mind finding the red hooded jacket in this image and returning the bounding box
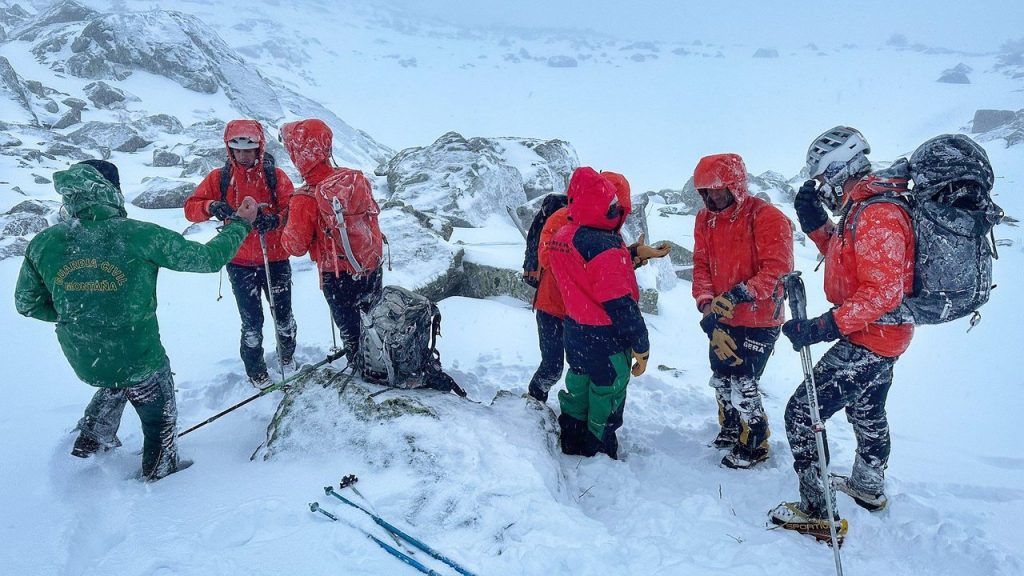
[691,153,793,328]
[808,173,915,358]
[279,119,382,276]
[549,167,648,358]
[184,120,294,266]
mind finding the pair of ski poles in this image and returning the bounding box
[310,477,477,576]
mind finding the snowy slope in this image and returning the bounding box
[2,1,1023,575]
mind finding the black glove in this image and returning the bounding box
[782,311,841,350]
[700,312,718,336]
[709,283,755,319]
[253,212,280,234]
[208,201,233,221]
[794,180,829,234]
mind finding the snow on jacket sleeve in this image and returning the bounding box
[141,220,252,273]
[14,256,57,322]
[691,212,714,310]
[807,220,835,256]
[745,205,794,300]
[281,194,317,257]
[184,169,223,223]
[833,203,912,335]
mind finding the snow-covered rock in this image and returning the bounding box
[130,177,194,209]
[384,131,528,227]
[67,121,152,153]
[82,80,134,109]
[972,109,1017,133]
[377,206,462,302]
[0,199,61,260]
[152,149,182,167]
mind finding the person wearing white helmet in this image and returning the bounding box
[184,120,297,389]
[770,126,916,540]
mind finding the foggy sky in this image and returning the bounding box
[382,0,1024,53]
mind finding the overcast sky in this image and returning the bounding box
[383,0,1024,53]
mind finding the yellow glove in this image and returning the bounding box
[631,233,671,267]
[710,328,744,367]
[631,349,650,377]
[709,294,736,319]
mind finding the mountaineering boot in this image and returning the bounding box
[558,414,588,456]
[721,441,769,469]
[528,381,549,403]
[769,502,848,546]
[71,435,102,458]
[711,426,740,450]
[832,474,888,512]
[249,372,273,390]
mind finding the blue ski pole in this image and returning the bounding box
[309,502,442,576]
[324,486,478,576]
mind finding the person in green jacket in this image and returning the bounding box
[14,160,258,481]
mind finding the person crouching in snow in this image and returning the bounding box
[548,167,652,459]
[691,153,793,469]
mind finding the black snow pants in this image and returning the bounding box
[528,310,564,401]
[784,339,896,515]
[708,324,779,451]
[227,261,297,378]
[76,362,182,480]
[321,266,383,357]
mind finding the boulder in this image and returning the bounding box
[152,149,182,167]
[131,177,195,209]
[2,212,49,236]
[82,81,132,109]
[67,121,152,153]
[131,114,184,138]
[377,207,462,302]
[384,131,527,227]
[50,106,81,129]
[0,237,29,261]
[546,55,578,68]
[937,70,970,84]
[500,137,578,200]
[972,109,1017,133]
[753,48,779,58]
[459,260,534,303]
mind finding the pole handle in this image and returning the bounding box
[782,271,808,321]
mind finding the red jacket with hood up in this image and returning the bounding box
[808,173,915,358]
[691,153,793,328]
[279,119,382,276]
[184,120,294,266]
[549,167,649,362]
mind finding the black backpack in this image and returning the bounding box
[849,134,1003,325]
[521,194,568,288]
[358,286,466,396]
[219,152,279,204]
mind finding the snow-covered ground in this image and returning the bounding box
[2,1,1023,575]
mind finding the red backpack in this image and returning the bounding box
[298,168,383,275]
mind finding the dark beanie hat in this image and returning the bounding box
[77,159,121,191]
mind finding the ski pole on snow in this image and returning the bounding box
[178,348,347,438]
[309,502,443,576]
[259,232,287,382]
[782,272,844,575]
[325,486,478,576]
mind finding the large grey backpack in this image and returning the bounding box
[358,286,465,395]
[850,134,1003,325]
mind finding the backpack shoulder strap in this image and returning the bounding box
[263,152,278,204]
[218,161,232,203]
[848,193,911,244]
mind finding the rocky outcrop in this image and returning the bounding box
[67,121,152,153]
[377,207,462,302]
[82,81,134,109]
[972,109,1017,134]
[130,177,194,209]
[0,199,61,260]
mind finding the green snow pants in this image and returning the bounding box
[558,350,630,458]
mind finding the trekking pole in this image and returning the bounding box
[340,474,414,553]
[259,232,286,382]
[325,486,478,576]
[178,348,346,438]
[309,502,442,576]
[782,271,844,575]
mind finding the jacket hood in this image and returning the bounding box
[567,167,629,231]
[223,120,266,164]
[281,119,333,180]
[693,153,749,209]
[54,164,127,220]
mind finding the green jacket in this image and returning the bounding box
[14,163,252,388]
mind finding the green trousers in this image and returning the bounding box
[558,350,630,443]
